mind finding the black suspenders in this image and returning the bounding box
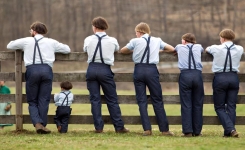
[140,36,151,64]
[33,37,44,64]
[223,44,235,72]
[187,44,196,70]
[92,34,107,63]
[60,92,71,106]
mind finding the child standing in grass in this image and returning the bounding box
[174,33,204,137]
[54,81,74,133]
[0,81,12,130]
[205,29,243,138]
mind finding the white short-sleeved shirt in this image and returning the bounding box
[7,34,71,67]
[206,41,244,72]
[83,32,119,66]
[175,44,203,71]
[126,34,167,64]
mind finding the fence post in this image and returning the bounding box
[15,50,23,130]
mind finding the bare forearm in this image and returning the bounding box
[119,46,133,54]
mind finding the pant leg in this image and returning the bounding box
[60,107,72,133]
[86,63,104,130]
[134,73,150,131]
[37,68,53,127]
[99,65,124,130]
[179,71,193,134]
[54,108,61,127]
[213,73,235,135]
[192,71,204,135]
[146,67,169,132]
[225,73,239,132]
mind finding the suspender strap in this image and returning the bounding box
[92,34,107,63]
[140,36,151,64]
[61,91,71,106]
[33,37,44,64]
[223,43,235,72]
[187,44,196,70]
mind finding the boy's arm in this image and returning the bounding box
[54,94,59,102]
[163,44,175,53]
[119,46,133,54]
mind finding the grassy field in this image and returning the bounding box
[1,87,245,150]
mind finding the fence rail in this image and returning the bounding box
[0,51,245,130]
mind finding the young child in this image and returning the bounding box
[205,29,243,138]
[54,81,74,133]
[120,22,175,136]
[175,33,204,137]
[0,81,12,129]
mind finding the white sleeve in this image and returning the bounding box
[53,40,71,54]
[7,38,27,50]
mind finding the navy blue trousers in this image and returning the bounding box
[213,72,239,136]
[86,63,125,131]
[179,70,204,134]
[134,64,169,132]
[25,64,53,127]
[54,106,72,133]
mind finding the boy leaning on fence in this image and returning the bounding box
[54,81,74,133]
[174,33,204,137]
[120,22,175,136]
[205,29,243,138]
[7,21,71,134]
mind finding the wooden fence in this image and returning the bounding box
[0,50,245,130]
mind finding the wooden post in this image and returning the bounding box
[15,50,23,130]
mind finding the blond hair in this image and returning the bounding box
[135,22,151,34]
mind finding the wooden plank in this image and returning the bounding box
[15,50,23,130]
[0,115,239,125]
[1,73,239,82]
[1,51,245,62]
[0,51,16,61]
[0,72,15,81]
[1,94,245,104]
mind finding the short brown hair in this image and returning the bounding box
[135,22,151,34]
[30,21,48,34]
[219,29,235,41]
[60,81,73,90]
[182,33,196,44]
[92,17,109,30]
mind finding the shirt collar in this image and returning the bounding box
[222,41,233,46]
[34,34,44,39]
[141,34,149,38]
[95,32,106,37]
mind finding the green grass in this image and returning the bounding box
[1,87,245,150]
[1,125,245,150]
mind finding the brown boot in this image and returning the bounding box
[162,131,174,136]
[35,123,51,134]
[57,126,62,132]
[143,130,152,136]
[116,127,130,133]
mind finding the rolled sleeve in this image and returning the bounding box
[160,40,167,50]
[126,39,135,50]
